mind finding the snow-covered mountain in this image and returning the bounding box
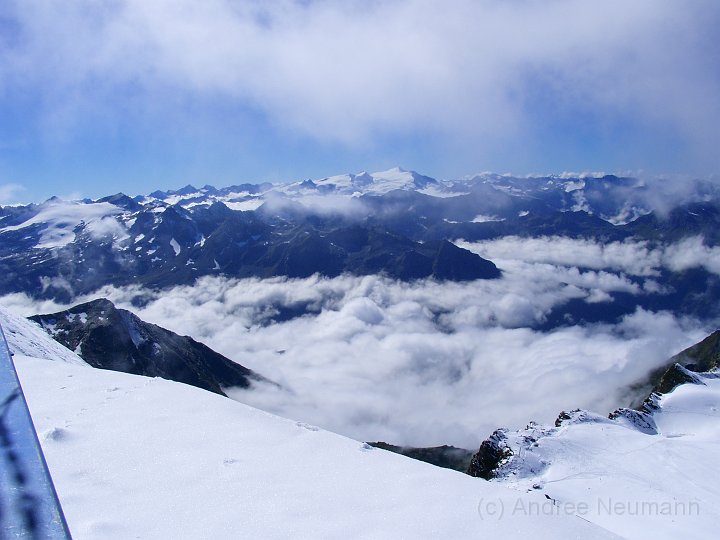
[0,170,511,302]
[1,168,719,326]
[2,303,617,539]
[279,167,441,196]
[139,168,719,226]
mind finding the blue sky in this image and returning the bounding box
[1,0,719,203]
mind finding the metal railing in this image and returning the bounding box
[0,323,72,539]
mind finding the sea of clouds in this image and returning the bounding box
[3,235,717,449]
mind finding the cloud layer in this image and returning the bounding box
[460,235,720,278]
[3,233,715,448]
[83,276,711,448]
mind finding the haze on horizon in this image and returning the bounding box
[0,0,719,203]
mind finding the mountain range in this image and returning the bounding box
[2,167,719,326]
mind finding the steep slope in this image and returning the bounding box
[0,305,85,365]
[30,299,268,396]
[668,329,720,372]
[0,307,617,539]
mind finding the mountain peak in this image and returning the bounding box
[176,184,199,195]
[373,166,409,176]
[96,193,141,211]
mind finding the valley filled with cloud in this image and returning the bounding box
[4,235,714,448]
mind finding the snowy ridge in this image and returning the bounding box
[3,169,718,230]
[16,356,617,539]
[473,367,720,539]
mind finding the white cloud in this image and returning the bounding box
[663,236,720,275]
[3,0,719,169]
[459,236,661,276]
[261,192,370,219]
[2,232,718,448]
[119,277,707,449]
[460,235,720,278]
[3,231,718,448]
[1,267,708,449]
[84,216,130,247]
[0,292,73,316]
[0,183,26,205]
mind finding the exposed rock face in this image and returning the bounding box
[608,408,658,435]
[466,429,514,480]
[30,299,269,396]
[554,409,612,428]
[432,240,500,281]
[653,362,707,395]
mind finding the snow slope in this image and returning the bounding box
[0,305,85,365]
[2,307,616,539]
[15,358,617,539]
[492,374,720,540]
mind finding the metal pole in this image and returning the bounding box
[0,323,72,539]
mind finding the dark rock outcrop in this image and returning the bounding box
[553,409,612,428]
[466,429,513,480]
[30,298,269,396]
[96,193,142,212]
[653,362,707,395]
[608,408,658,435]
[432,240,501,281]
